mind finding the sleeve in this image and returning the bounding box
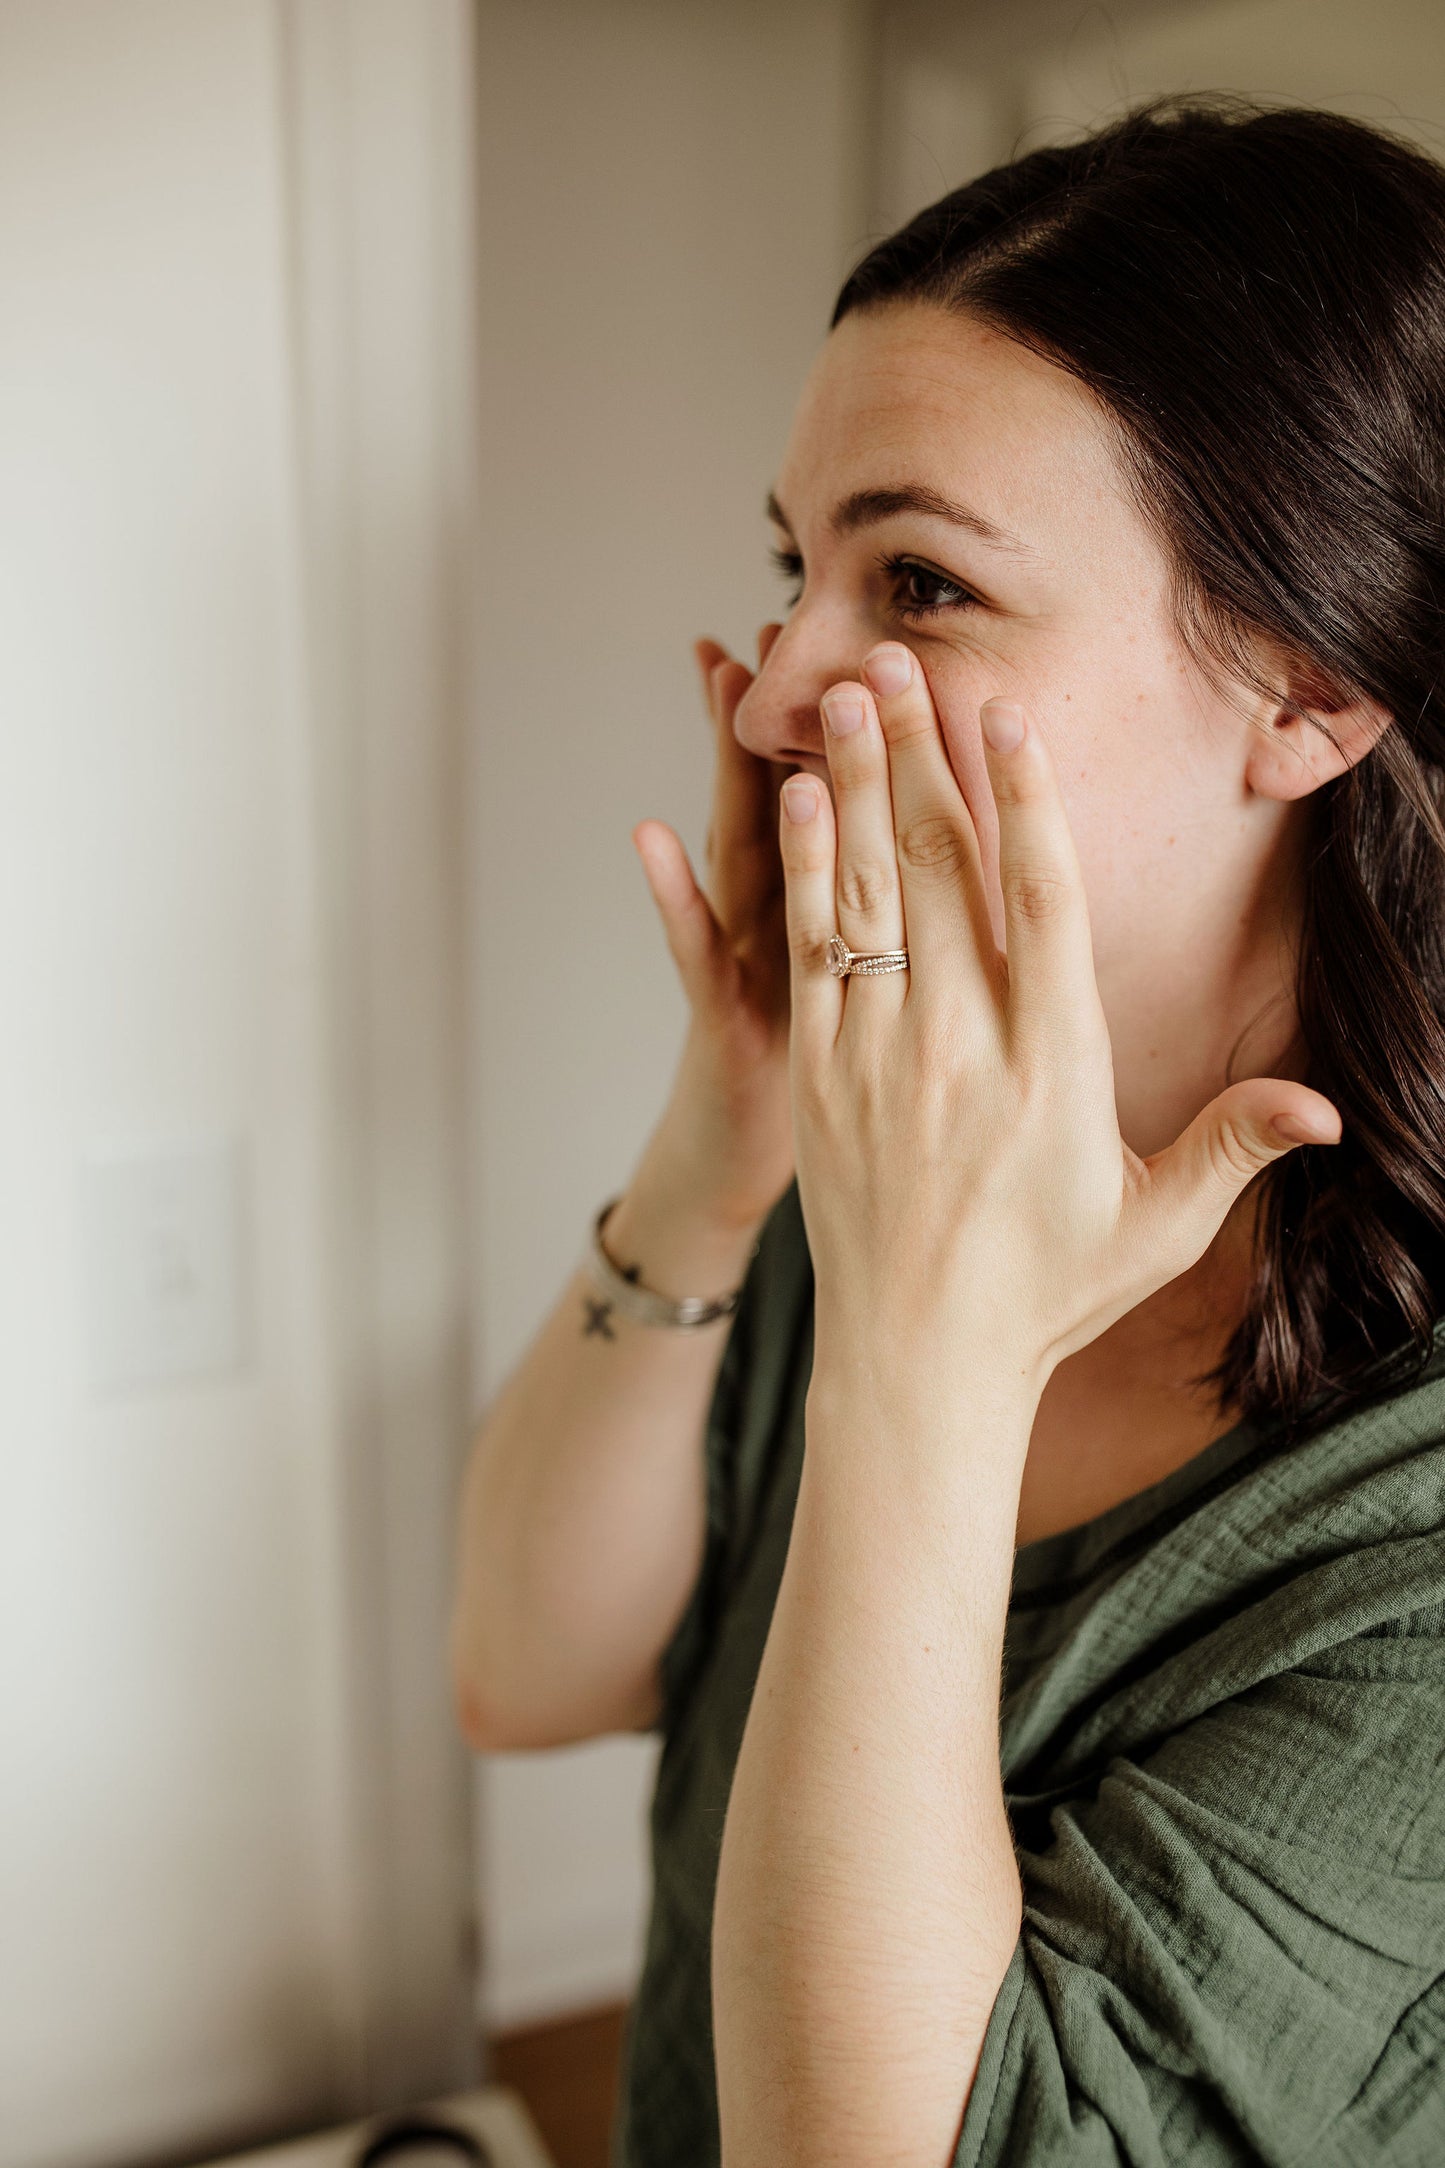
[954,1613,1445,2166]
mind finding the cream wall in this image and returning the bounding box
[879,0,1445,231]
[468,0,871,2030]
[1023,0,1445,149]
[0,2,480,2160]
[0,6,356,2157]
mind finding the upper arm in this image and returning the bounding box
[623,1669,665,1733]
[470,1303,755,1752]
[954,1622,1445,2165]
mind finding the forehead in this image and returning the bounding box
[775,302,1135,558]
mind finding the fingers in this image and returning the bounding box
[693,636,783,934]
[632,819,730,1016]
[694,636,731,694]
[777,773,843,1053]
[857,643,997,986]
[976,699,1099,1053]
[819,681,908,990]
[1136,1075,1342,1280]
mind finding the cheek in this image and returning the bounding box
[1036,681,1224,974]
[928,651,1199,957]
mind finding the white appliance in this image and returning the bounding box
[195,2089,557,2168]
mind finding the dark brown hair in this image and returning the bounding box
[833,96,1445,1444]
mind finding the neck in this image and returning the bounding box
[1089,813,1309,1395]
[1104,801,1310,1161]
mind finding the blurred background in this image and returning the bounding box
[3,2,1443,2166]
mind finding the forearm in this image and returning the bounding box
[711,1353,1034,2166]
[450,1162,762,1748]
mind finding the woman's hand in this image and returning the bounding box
[778,641,1343,1391]
[632,624,796,1231]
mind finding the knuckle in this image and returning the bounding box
[837,858,895,918]
[1002,864,1070,925]
[914,1003,968,1072]
[898,814,969,877]
[915,1004,995,1091]
[1208,1123,1264,1186]
[878,702,935,749]
[789,923,832,974]
[792,1064,831,1122]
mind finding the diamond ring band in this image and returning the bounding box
[825,934,910,978]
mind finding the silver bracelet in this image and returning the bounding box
[582,1195,753,1331]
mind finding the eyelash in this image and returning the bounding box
[768,546,978,621]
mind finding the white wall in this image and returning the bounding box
[0,2,480,2160]
[468,0,871,2031]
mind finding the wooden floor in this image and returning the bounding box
[489,2002,630,2168]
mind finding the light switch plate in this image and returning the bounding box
[81,1136,250,1392]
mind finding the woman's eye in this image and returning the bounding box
[767,545,976,621]
[769,544,804,608]
[884,556,975,620]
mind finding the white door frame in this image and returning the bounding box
[276,0,483,2111]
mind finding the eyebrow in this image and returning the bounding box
[766,484,1039,560]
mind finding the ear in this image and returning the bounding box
[1242,658,1392,803]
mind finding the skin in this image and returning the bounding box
[631,303,1392,2160]
[738,301,1328,1162]
[653,300,1390,1546]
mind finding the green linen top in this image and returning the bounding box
[609,1179,1445,2168]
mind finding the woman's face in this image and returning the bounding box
[734,302,1307,1095]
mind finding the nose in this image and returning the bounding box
[733,613,878,772]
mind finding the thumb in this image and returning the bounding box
[632,819,730,1011]
[1138,1076,1343,1266]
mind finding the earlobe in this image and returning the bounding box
[1243,683,1392,803]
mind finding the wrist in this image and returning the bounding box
[604,1157,767,1308]
[636,1099,788,1236]
[651,1043,795,1232]
[810,1270,1052,1395]
[799,1355,1035,1554]
[806,1332,1042,1460]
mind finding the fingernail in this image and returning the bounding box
[981,700,1026,752]
[782,775,820,822]
[821,686,866,736]
[861,644,912,697]
[1272,1110,1339,1145]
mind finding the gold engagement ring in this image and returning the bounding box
[825,934,910,978]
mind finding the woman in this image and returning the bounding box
[451,99,1445,2164]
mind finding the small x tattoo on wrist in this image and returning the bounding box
[582,1252,645,1342]
[583,1297,616,1340]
